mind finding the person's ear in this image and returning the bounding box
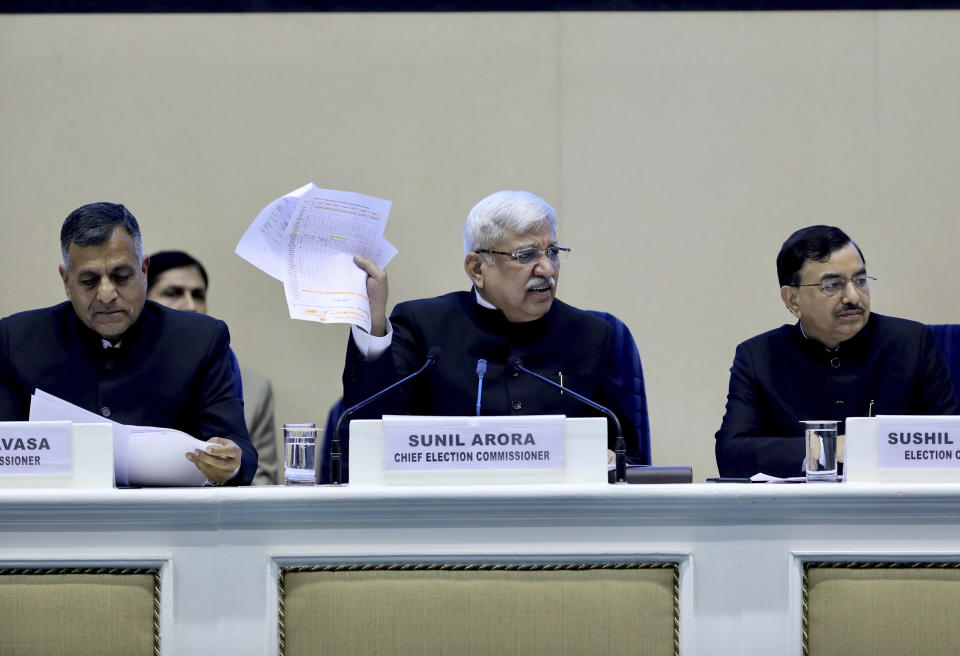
[59,265,70,298]
[781,285,801,318]
[464,253,485,288]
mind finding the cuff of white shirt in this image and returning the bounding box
[351,320,393,360]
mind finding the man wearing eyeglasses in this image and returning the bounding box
[343,190,644,464]
[715,225,959,479]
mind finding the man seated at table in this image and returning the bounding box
[147,250,278,485]
[344,189,645,463]
[715,225,958,479]
[0,202,257,485]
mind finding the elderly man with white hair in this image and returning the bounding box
[343,190,645,464]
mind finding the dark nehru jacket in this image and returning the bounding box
[715,313,959,478]
[0,301,257,485]
[343,291,644,463]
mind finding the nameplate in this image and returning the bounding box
[877,416,960,469]
[382,415,566,472]
[0,421,72,474]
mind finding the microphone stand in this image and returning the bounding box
[321,352,439,485]
[510,357,628,484]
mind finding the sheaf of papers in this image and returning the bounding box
[750,473,819,483]
[29,389,210,487]
[235,183,397,332]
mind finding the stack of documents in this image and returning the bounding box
[29,389,210,486]
[235,183,397,332]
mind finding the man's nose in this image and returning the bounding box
[96,278,118,303]
[182,294,197,312]
[840,279,861,304]
[532,252,556,277]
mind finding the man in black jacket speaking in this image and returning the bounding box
[0,202,256,485]
[715,225,958,479]
[343,190,644,464]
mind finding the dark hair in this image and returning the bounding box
[776,225,865,287]
[60,202,142,268]
[146,251,209,292]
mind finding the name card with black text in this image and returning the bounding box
[846,415,960,483]
[877,416,960,469]
[0,421,114,489]
[383,415,565,472]
[349,416,608,486]
[0,421,71,474]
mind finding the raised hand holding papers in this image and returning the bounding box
[235,184,396,332]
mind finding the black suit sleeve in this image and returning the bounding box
[715,342,805,479]
[196,323,258,485]
[0,318,28,420]
[342,330,403,416]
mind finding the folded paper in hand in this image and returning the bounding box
[29,389,209,486]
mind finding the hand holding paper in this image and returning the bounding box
[29,389,210,487]
[187,436,242,484]
[353,255,389,337]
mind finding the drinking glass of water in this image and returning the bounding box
[802,420,839,483]
[284,423,318,485]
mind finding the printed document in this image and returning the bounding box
[29,389,210,487]
[235,183,397,332]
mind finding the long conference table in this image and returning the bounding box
[2,482,960,655]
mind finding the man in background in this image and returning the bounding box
[715,224,958,478]
[0,202,257,485]
[147,250,279,485]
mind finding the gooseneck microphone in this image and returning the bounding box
[507,355,628,484]
[475,359,487,416]
[322,347,442,485]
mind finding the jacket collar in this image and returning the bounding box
[791,313,877,363]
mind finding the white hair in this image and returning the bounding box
[462,190,558,259]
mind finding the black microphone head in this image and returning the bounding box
[426,347,442,364]
[507,354,523,371]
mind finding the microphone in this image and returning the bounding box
[507,354,628,484]
[322,347,441,485]
[475,358,487,416]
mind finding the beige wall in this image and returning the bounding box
[2,11,959,481]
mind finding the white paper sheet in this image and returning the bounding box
[29,389,210,487]
[236,183,396,332]
[234,182,314,281]
[123,427,209,486]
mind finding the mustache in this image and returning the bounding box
[526,277,556,291]
[834,303,865,318]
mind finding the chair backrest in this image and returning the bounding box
[317,310,652,483]
[586,310,652,466]
[928,324,960,407]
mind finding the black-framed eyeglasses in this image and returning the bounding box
[475,245,571,266]
[795,275,876,297]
